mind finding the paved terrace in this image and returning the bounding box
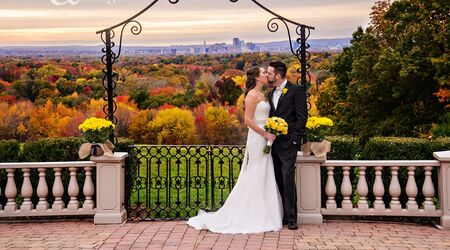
[0,221,449,250]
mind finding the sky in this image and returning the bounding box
[0,0,377,46]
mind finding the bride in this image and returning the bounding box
[187,66,283,234]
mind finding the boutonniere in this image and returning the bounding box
[282,87,288,96]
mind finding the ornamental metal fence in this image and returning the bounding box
[125,145,245,220]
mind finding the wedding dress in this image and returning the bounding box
[187,101,283,234]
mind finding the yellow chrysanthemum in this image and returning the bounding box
[306,116,333,129]
[78,117,115,132]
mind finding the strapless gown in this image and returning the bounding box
[187,101,283,234]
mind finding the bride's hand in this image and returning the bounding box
[264,132,276,141]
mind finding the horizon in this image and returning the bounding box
[0,0,375,46]
[0,37,352,48]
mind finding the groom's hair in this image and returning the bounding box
[269,61,287,79]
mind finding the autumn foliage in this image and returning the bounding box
[0,52,337,144]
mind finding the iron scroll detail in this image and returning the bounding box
[97,0,180,142]
[97,0,315,141]
[230,0,314,90]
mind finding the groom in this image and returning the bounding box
[267,61,307,230]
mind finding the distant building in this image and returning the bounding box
[246,42,256,51]
[233,38,240,47]
[170,49,177,55]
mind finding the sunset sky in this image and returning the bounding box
[0,0,376,46]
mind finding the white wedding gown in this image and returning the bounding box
[187,101,283,234]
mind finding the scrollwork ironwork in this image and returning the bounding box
[97,0,181,141]
[125,145,245,220]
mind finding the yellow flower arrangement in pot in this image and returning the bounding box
[78,117,115,158]
[301,116,334,157]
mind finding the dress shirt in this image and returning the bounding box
[272,80,287,110]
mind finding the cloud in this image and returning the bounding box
[0,0,375,45]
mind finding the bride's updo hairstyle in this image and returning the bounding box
[245,66,261,98]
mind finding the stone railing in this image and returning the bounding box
[0,152,127,224]
[297,151,450,228]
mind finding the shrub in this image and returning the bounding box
[0,140,20,162]
[21,137,84,162]
[362,137,450,160]
[115,137,135,152]
[326,136,361,160]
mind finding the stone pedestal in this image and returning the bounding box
[434,151,450,228]
[297,153,326,224]
[92,152,128,224]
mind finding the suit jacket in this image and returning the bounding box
[268,81,307,149]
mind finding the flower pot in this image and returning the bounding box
[90,144,105,157]
[301,140,331,157]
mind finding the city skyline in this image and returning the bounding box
[0,0,376,46]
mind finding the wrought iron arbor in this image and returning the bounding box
[96,0,315,137]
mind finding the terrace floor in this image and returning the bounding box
[0,220,449,250]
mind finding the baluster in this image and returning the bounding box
[422,166,435,211]
[82,166,94,210]
[406,166,418,211]
[341,166,353,210]
[373,166,385,210]
[20,168,33,211]
[357,166,368,210]
[389,166,401,211]
[325,166,336,210]
[36,168,49,210]
[67,167,80,210]
[52,168,64,210]
[5,169,17,212]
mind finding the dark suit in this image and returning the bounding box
[268,81,307,224]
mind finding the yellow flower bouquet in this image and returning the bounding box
[78,117,115,158]
[263,117,288,154]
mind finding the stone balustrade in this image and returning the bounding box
[0,161,96,217]
[3,149,450,228]
[297,151,450,228]
[0,152,127,224]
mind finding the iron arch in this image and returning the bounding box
[96,0,315,142]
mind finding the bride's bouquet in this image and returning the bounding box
[263,117,288,154]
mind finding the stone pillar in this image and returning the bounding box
[296,153,326,224]
[434,151,450,228]
[92,152,128,224]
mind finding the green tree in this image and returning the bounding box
[215,77,242,105]
[12,69,50,102]
[130,89,149,109]
[320,0,448,139]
